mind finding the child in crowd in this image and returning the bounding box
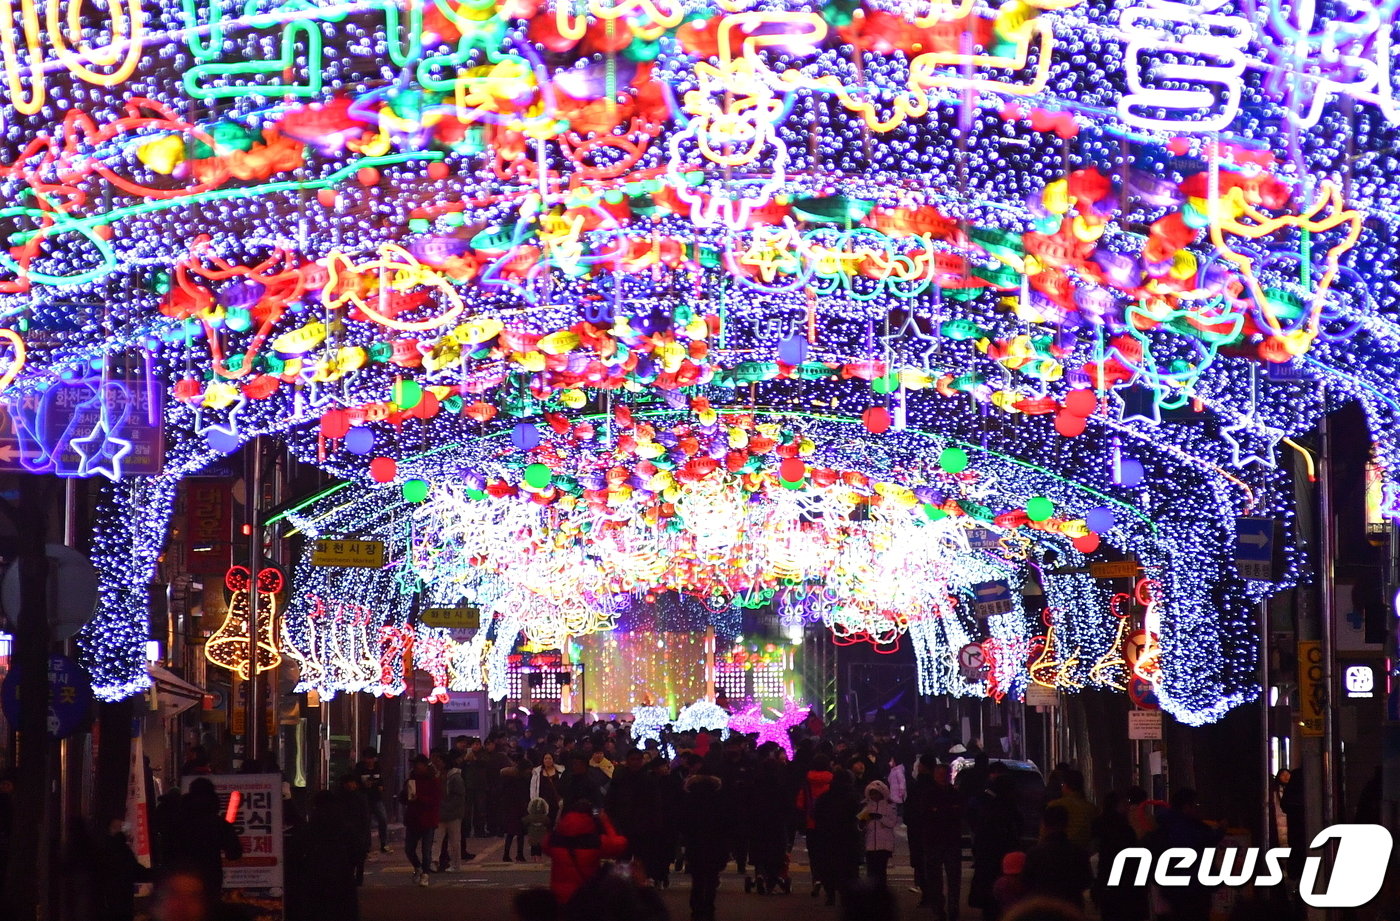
[991,851,1029,920]
[524,797,552,862]
[858,780,899,888]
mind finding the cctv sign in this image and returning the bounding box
[1344,665,1375,699]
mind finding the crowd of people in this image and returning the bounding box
[329,714,1269,921]
[42,710,1327,921]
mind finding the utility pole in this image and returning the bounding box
[3,478,54,921]
[246,436,264,765]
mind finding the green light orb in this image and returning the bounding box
[523,463,553,489]
[939,447,969,473]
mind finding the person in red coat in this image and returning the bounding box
[542,800,627,906]
[403,755,442,886]
[795,755,835,834]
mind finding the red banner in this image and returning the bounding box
[185,480,232,574]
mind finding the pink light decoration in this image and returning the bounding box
[726,698,809,758]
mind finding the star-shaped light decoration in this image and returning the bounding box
[194,390,249,454]
[1114,384,1163,426]
[880,307,944,374]
[1221,419,1281,468]
[726,698,810,758]
[71,414,134,481]
[734,221,804,284]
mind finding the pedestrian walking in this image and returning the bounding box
[1091,791,1147,921]
[1043,770,1094,853]
[1153,789,1222,921]
[680,764,728,921]
[161,778,242,898]
[436,752,467,871]
[501,754,532,862]
[542,800,627,907]
[354,748,390,853]
[287,790,360,921]
[919,759,966,921]
[810,768,861,906]
[796,754,834,843]
[886,753,907,817]
[746,753,791,895]
[970,773,1022,918]
[402,755,442,886]
[990,851,1029,920]
[607,748,663,867]
[858,779,898,888]
[1022,805,1093,910]
[336,774,372,885]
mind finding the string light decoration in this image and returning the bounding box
[675,700,731,738]
[630,705,673,750]
[204,566,286,680]
[726,699,810,758]
[14,0,1400,724]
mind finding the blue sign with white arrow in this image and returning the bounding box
[1235,518,1276,581]
[971,580,1013,617]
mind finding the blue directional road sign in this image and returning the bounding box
[1235,518,1276,581]
[972,580,1013,618]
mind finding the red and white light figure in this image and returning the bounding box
[413,627,452,703]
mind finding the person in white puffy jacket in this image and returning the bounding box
[886,755,908,815]
[858,779,900,888]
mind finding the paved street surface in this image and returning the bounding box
[359,831,946,921]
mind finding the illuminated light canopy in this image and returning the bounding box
[0,0,1375,725]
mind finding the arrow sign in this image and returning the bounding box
[1235,518,1276,581]
[971,580,1013,618]
[958,643,987,674]
[0,443,39,463]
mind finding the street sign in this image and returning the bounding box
[0,375,164,476]
[0,654,93,738]
[1128,709,1163,740]
[966,527,1001,551]
[1343,664,1376,699]
[1123,630,1158,671]
[0,544,99,641]
[1090,558,1141,579]
[421,605,481,629]
[971,580,1013,618]
[311,539,385,568]
[1235,518,1276,581]
[1025,684,1058,708]
[958,643,987,672]
[1297,640,1324,736]
[1127,675,1160,710]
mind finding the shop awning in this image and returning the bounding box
[147,665,206,719]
